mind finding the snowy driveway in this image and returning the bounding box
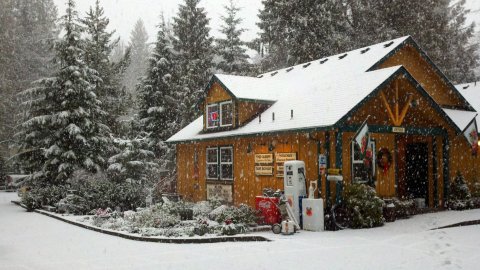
[1,191,480,270]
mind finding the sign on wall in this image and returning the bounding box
[255,153,274,164]
[255,165,274,176]
[276,152,297,178]
[207,184,233,203]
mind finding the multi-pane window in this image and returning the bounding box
[206,100,233,129]
[220,147,233,180]
[220,101,233,127]
[351,141,375,184]
[206,146,233,180]
[207,104,219,129]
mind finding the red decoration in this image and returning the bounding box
[306,207,313,217]
[377,148,392,174]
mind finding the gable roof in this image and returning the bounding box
[167,36,469,143]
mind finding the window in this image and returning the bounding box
[206,146,233,180]
[207,104,219,129]
[220,101,233,127]
[220,147,233,180]
[206,148,218,179]
[351,140,375,184]
[206,100,233,129]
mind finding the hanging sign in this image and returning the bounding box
[207,184,233,203]
[354,121,369,156]
[255,165,274,176]
[463,116,478,155]
[319,154,327,175]
[255,153,274,164]
[392,127,405,133]
[275,152,297,177]
[275,153,297,163]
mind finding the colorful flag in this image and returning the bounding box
[354,120,369,156]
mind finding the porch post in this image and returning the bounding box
[442,135,449,207]
[335,131,343,204]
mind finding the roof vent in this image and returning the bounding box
[257,74,264,78]
[270,71,278,76]
[463,85,470,89]
[272,112,275,121]
[338,53,347,59]
[302,63,311,68]
[319,58,329,64]
[383,41,394,48]
[259,114,261,123]
[360,48,370,54]
[286,67,294,72]
[291,109,293,119]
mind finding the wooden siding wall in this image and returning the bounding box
[176,133,322,207]
[378,45,465,108]
[237,101,269,126]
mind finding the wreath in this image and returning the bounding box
[377,148,392,174]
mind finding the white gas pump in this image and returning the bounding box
[284,160,307,227]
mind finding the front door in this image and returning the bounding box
[405,143,428,201]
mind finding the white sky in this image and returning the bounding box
[53,0,263,44]
[53,0,480,45]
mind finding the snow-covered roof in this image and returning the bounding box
[443,108,477,131]
[168,36,455,143]
[456,82,480,129]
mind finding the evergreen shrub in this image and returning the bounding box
[448,171,473,210]
[343,183,385,229]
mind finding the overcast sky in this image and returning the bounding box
[53,0,480,45]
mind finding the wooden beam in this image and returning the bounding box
[380,90,398,125]
[398,95,414,125]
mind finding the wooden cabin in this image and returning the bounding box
[167,36,480,209]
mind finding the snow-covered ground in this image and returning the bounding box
[1,191,480,270]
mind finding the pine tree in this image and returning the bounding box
[172,0,214,128]
[123,19,150,103]
[17,0,109,185]
[82,0,128,136]
[138,17,178,171]
[0,153,8,183]
[0,0,57,158]
[216,0,250,75]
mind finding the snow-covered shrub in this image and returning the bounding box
[21,185,67,210]
[343,183,385,229]
[391,198,416,219]
[448,171,473,210]
[211,204,258,225]
[193,201,212,218]
[132,204,180,228]
[21,190,41,211]
[56,194,89,215]
[163,200,194,220]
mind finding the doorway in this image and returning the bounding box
[405,143,428,201]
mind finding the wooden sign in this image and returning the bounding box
[207,184,233,203]
[255,153,274,164]
[275,153,297,163]
[255,165,274,176]
[392,126,406,133]
[327,168,342,175]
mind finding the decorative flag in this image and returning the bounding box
[354,120,369,156]
[463,116,478,155]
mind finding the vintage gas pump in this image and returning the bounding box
[283,160,307,227]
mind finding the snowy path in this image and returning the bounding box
[1,191,480,270]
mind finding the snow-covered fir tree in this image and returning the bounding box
[123,19,150,103]
[17,0,109,185]
[107,136,159,186]
[0,0,57,157]
[137,17,178,171]
[172,0,214,128]
[215,0,250,75]
[82,0,129,137]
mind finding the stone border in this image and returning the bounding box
[431,220,480,230]
[11,201,271,244]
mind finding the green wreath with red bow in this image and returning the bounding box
[377,148,392,174]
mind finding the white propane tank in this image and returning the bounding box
[284,160,307,227]
[281,220,296,235]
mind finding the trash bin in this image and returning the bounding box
[255,196,281,225]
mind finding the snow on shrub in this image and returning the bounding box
[343,183,385,229]
[448,171,473,210]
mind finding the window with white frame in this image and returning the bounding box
[351,140,376,184]
[206,148,219,179]
[220,101,233,127]
[220,146,233,180]
[206,146,233,180]
[207,104,219,129]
